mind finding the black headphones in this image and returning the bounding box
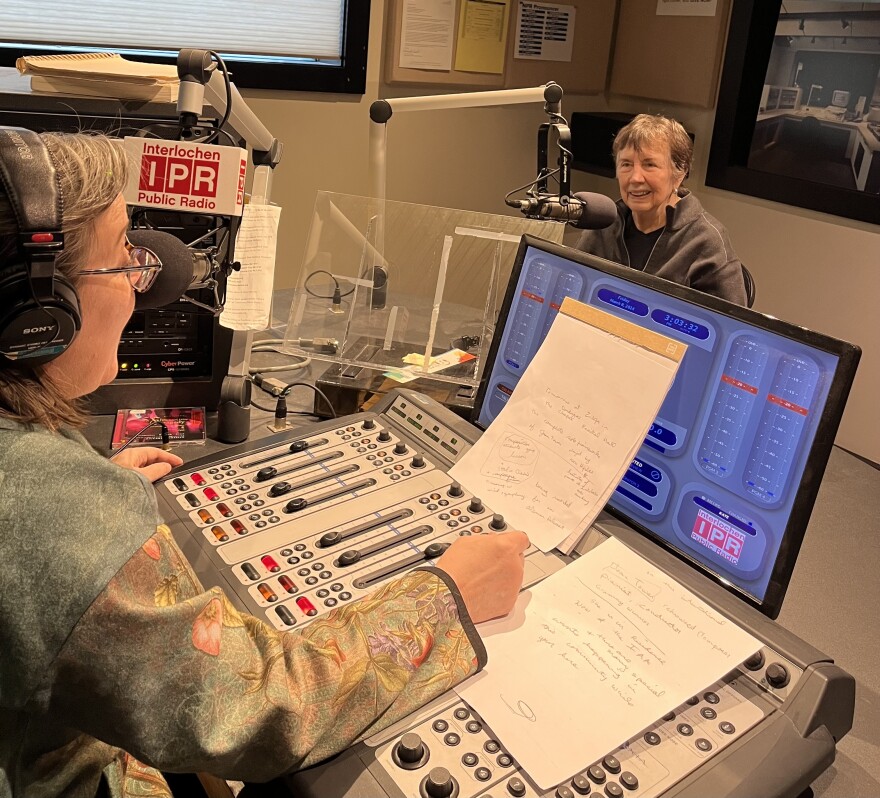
[0,126,81,365]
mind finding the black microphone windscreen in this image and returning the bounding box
[571,192,618,230]
[128,229,196,309]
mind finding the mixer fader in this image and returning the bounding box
[157,390,559,633]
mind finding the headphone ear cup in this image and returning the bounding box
[0,262,81,365]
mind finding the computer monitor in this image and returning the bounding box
[831,90,850,108]
[473,236,860,618]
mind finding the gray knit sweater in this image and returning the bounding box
[576,190,749,306]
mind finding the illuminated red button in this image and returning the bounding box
[278,575,298,594]
[210,525,228,542]
[217,502,233,518]
[197,509,214,524]
[231,519,247,535]
[295,597,318,616]
[191,472,206,486]
[261,555,281,573]
[257,583,278,602]
[203,487,219,501]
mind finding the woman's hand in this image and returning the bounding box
[111,447,184,482]
[436,530,530,624]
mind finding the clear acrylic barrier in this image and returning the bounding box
[284,192,565,388]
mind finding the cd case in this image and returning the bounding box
[111,407,207,449]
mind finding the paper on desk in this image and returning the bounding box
[220,203,282,331]
[456,536,762,789]
[449,299,686,552]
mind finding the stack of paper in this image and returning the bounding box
[17,53,179,102]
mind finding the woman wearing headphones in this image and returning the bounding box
[0,129,528,798]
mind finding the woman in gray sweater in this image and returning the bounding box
[577,114,748,306]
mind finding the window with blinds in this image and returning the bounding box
[0,0,369,93]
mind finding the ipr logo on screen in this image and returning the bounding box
[691,508,745,565]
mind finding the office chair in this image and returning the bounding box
[742,264,756,308]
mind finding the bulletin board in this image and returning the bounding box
[384,0,616,94]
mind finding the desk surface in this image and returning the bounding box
[88,407,880,798]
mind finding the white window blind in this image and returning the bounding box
[0,0,344,61]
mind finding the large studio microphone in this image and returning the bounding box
[508,191,618,229]
[128,229,217,310]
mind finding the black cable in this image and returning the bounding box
[504,166,561,206]
[303,269,355,299]
[280,381,338,419]
[109,420,170,459]
[250,397,279,413]
[205,51,233,144]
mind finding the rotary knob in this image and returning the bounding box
[766,663,790,688]
[447,482,463,497]
[743,650,765,671]
[394,442,408,455]
[422,767,457,798]
[411,454,426,468]
[489,513,507,531]
[362,418,376,430]
[393,732,428,769]
[468,497,484,513]
[378,430,392,442]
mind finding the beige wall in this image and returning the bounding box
[242,1,880,464]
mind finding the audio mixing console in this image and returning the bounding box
[156,389,854,798]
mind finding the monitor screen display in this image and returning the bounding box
[831,90,850,108]
[473,237,859,617]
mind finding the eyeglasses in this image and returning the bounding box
[79,239,163,293]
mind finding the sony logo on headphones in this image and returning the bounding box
[23,325,55,335]
[4,129,34,160]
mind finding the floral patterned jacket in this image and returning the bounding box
[0,421,486,798]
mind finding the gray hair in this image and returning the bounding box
[612,114,693,179]
[0,131,129,429]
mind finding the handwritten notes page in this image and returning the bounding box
[449,300,686,552]
[220,203,282,331]
[455,536,761,789]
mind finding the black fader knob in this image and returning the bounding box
[766,663,790,689]
[362,418,376,430]
[284,497,308,513]
[393,732,429,770]
[411,454,426,468]
[422,767,457,798]
[447,482,463,497]
[289,440,309,453]
[394,442,408,455]
[378,430,392,442]
[468,497,484,513]
[489,514,507,531]
[255,466,277,482]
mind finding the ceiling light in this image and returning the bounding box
[799,19,805,32]
[841,18,850,30]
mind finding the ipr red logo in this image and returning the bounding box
[139,156,219,197]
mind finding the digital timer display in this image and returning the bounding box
[651,309,710,340]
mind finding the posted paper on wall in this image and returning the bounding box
[515,1,576,62]
[449,298,686,552]
[220,203,282,331]
[456,535,762,789]
[399,0,455,70]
